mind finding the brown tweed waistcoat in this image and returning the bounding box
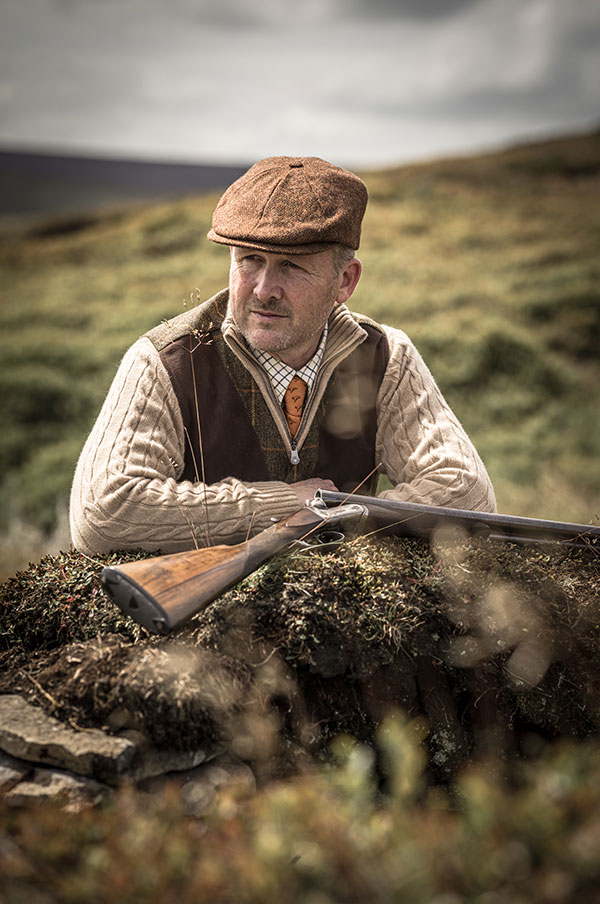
[146,293,389,495]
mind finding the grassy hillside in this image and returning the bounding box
[0,131,598,573]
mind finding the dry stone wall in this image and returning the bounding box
[0,692,254,813]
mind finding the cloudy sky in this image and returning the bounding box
[0,0,598,168]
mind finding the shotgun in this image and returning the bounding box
[316,490,600,547]
[100,493,600,635]
[100,500,367,635]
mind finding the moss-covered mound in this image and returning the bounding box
[2,536,599,782]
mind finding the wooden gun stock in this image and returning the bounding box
[100,502,365,635]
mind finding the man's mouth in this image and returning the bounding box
[250,309,287,320]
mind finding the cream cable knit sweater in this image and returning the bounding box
[70,307,496,555]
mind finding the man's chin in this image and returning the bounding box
[246,329,290,355]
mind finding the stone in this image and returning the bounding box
[181,757,256,817]
[114,727,210,781]
[0,695,137,784]
[132,746,209,782]
[0,749,32,791]
[138,755,256,817]
[5,766,107,809]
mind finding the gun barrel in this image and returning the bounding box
[316,490,600,548]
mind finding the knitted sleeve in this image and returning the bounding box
[69,337,302,555]
[375,326,496,512]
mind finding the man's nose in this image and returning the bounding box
[253,265,282,301]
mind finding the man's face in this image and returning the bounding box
[228,247,358,369]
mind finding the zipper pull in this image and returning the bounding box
[290,443,300,465]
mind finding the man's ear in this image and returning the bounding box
[335,258,363,305]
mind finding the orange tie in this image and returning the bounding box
[283,375,307,438]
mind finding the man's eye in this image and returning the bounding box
[282,260,299,270]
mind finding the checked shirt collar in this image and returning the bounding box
[251,325,328,406]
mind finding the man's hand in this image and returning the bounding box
[289,478,338,508]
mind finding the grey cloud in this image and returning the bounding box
[347,74,598,125]
[1,0,598,167]
[44,0,260,30]
[562,13,600,53]
[53,0,485,26]
[346,0,483,21]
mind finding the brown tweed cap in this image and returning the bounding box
[207,156,368,254]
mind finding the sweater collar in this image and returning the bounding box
[220,294,368,366]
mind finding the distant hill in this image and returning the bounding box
[0,148,249,222]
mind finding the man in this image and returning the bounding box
[70,156,495,555]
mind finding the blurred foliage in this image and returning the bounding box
[2,715,600,902]
[0,132,599,560]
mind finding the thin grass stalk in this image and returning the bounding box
[188,332,212,547]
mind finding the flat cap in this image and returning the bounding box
[207,156,368,254]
